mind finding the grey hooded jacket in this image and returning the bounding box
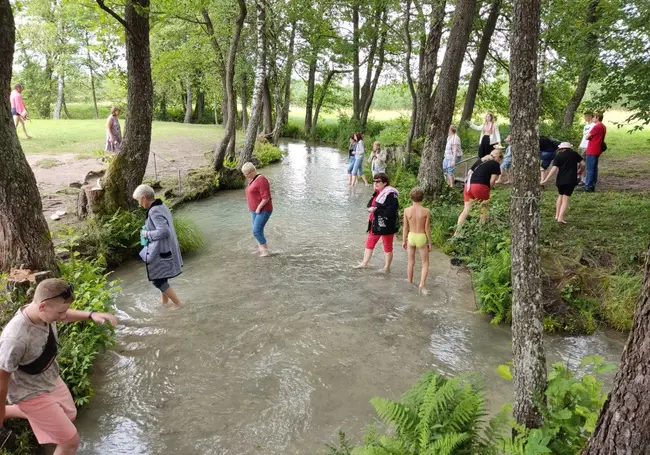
[141,200,183,281]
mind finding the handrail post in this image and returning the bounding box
[178,170,182,195]
[153,153,158,181]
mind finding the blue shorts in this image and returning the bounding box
[540,150,556,170]
[351,156,364,176]
[442,157,457,176]
[347,156,355,174]
[501,157,512,170]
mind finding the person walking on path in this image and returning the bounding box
[583,112,607,192]
[351,133,369,186]
[370,141,387,177]
[0,278,117,455]
[105,106,122,153]
[456,147,504,233]
[468,112,500,158]
[443,125,462,186]
[10,84,31,139]
[402,188,432,295]
[347,135,357,186]
[354,173,399,271]
[242,162,273,257]
[541,142,585,224]
[134,185,185,305]
[578,111,595,185]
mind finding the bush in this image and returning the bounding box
[474,245,513,325]
[253,141,283,167]
[173,214,206,253]
[282,120,304,139]
[601,272,642,331]
[376,115,411,147]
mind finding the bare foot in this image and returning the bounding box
[557,220,567,224]
[419,287,429,296]
[379,267,390,274]
[353,263,368,269]
[260,251,270,257]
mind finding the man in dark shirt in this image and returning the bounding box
[541,142,585,224]
[539,135,560,181]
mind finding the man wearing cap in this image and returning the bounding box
[0,278,117,454]
[9,84,31,139]
[541,142,585,224]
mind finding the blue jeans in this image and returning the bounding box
[351,155,364,176]
[347,156,355,174]
[584,154,599,190]
[251,211,272,245]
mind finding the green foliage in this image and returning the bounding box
[601,272,642,331]
[173,214,206,253]
[57,256,119,406]
[376,115,411,147]
[253,141,284,167]
[473,246,513,325]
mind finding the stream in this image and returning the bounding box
[75,140,626,455]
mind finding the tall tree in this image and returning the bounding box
[95,0,153,214]
[509,0,546,429]
[238,0,267,167]
[404,0,417,156]
[461,0,502,123]
[207,0,246,171]
[183,76,192,123]
[0,0,57,273]
[280,21,296,126]
[417,0,477,197]
[412,0,446,139]
[584,242,650,453]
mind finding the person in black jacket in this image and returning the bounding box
[541,141,585,224]
[354,173,400,272]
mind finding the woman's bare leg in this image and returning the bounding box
[383,252,393,272]
[558,195,570,223]
[354,248,373,268]
[479,201,490,223]
[163,287,183,306]
[361,174,369,186]
[161,292,169,305]
[555,194,562,220]
[456,201,473,230]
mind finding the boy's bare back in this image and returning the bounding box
[405,204,430,233]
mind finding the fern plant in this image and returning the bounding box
[354,372,507,455]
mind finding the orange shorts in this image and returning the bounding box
[17,377,77,445]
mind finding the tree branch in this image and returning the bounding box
[488,49,509,73]
[95,0,131,34]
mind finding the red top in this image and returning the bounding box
[245,174,273,212]
[586,122,606,156]
[369,192,378,222]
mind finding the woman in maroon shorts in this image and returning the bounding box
[456,147,504,232]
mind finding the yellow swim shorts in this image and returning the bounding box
[407,232,427,248]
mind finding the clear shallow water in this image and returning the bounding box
[76,141,626,455]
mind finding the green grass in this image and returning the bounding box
[17,119,226,155]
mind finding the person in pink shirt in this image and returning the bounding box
[10,84,31,139]
[242,162,273,257]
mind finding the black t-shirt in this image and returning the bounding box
[470,159,501,186]
[539,136,559,152]
[553,148,583,186]
[349,143,355,158]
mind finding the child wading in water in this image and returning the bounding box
[402,188,432,295]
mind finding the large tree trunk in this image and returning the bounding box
[561,0,600,129]
[311,70,337,135]
[584,242,650,453]
[281,21,296,126]
[183,78,192,124]
[262,77,273,135]
[360,9,388,131]
[204,2,246,171]
[304,56,317,135]
[54,73,64,120]
[404,0,417,158]
[62,92,71,119]
[0,0,57,273]
[241,72,249,131]
[461,0,502,123]
[193,90,205,121]
[352,1,360,122]
[417,0,477,197]
[509,0,546,429]
[95,0,153,214]
[90,70,99,119]
[237,0,266,168]
[413,0,446,139]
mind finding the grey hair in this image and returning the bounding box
[132,184,155,201]
[241,162,257,174]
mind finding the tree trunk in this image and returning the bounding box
[304,56,317,135]
[584,242,650,454]
[360,9,388,131]
[262,77,273,135]
[509,0,546,429]
[404,0,417,158]
[237,0,266,168]
[561,0,600,129]
[203,2,246,170]
[413,0,446,139]
[160,94,167,119]
[95,0,153,214]
[54,73,64,120]
[183,78,192,124]
[193,90,204,121]
[352,1,360,122]
[62,93,70,119]
[90,70,99,119]
[417,0,477,197]
[281,21,297,126]
[461,0,502,124]
[0,0,57,273]
[241,72,249,131]
[311,70,336,136]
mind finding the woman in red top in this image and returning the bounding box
[242,162,273,257]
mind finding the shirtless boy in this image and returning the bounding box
[0,278,118,455]
[402,188,432,295]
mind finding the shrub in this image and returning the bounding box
[376,115,410,147]
[474,246,513,324]
[601,272,641,331]
[173,214,206,253]
[282,120,304,139]
[253,141,283,167]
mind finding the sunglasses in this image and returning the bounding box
[42,284,74,302]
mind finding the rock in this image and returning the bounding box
[83,169,105,185]
[50,214,61,221]
[76,189,88,219]
[55,210,67,217]
[69,181,83,188]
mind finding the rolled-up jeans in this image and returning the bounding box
[251,210,272,245]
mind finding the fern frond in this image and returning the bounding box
[416,376,461,450]
[370,397,417,435]
[444,386,484,434]
[424,432,471,455]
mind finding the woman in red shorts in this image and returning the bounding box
[456,147,504,232]
[354,173,400,272]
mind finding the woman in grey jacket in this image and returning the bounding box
[133,185,184,306]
